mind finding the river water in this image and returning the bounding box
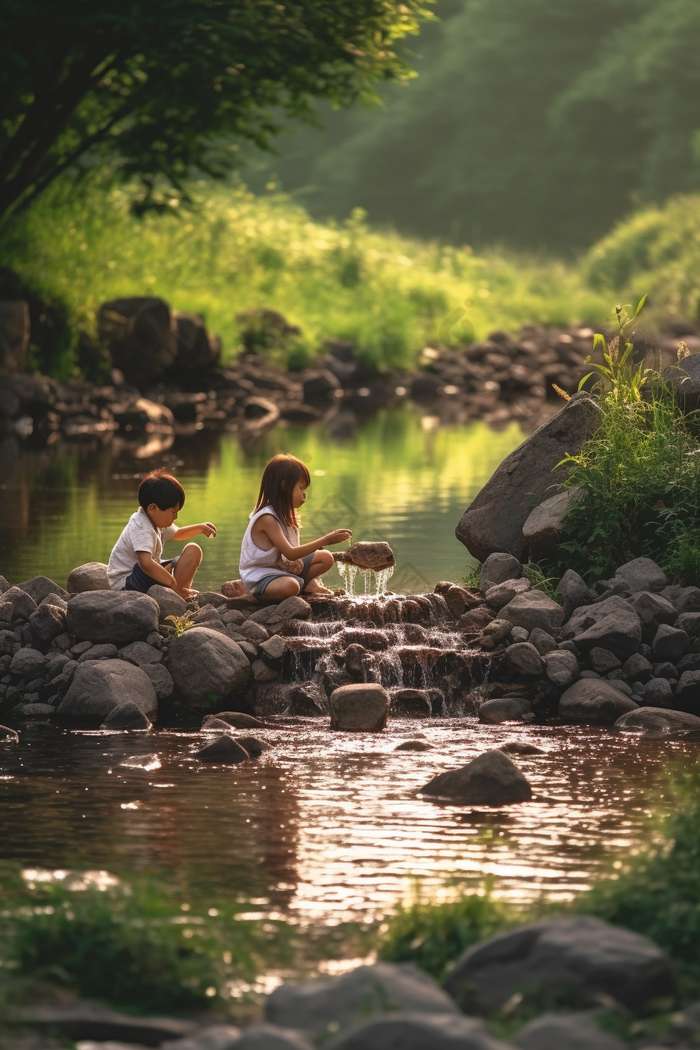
[1,406,698,950]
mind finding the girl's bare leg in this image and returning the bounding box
[304,550,336,595]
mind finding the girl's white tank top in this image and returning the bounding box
[239,504,300,588]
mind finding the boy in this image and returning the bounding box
[108,469,216,598]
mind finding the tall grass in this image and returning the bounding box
[0,175,611,376]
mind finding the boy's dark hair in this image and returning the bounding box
[138,469,186,511]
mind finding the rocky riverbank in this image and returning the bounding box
[2,290,696,455]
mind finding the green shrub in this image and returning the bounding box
[376,882,516,982]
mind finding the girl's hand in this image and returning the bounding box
[199,522,217,538]
[325,529,352,545]
[280,556,304,575]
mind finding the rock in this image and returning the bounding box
[142,662,174,699]
[238,620,270,645]
[326,1013,510,1050]
[460,606,495,633]
[161,1024,242,1050]
[556,569,594,619]
[513,1012,626,1049]
[18,575,69,604]
[479,618,512,650]
[443,584,480,619]
[340,541,395,571]
[286,686,325,716]
[443,915,675,1014]
[628,591,678,629]
[500,591,564,635]
[504,642,542,676]
[17,1002,195,1044]
[563,596,642,659]
[228,1024,314,1050]
[529,628,558,655]
[622,652,653,682]
[499,740,545,755]
[119,640,163,667]
[20,703,56,718]
[485,578,530,611]
[28,602,66,642]
[615,706,700,734]
[589,647,621,674]
[395,739,433,751]
[67,561,110,593]
[148,584,188,622]
[0,576,9,594]
[636,677,674,708]
[678,611,700,638]
[672,585,700,613]
[615,557,667,594]
[98,296,177,387]
[58,660,158,723]
[421,749,532,804]
[652,623,689,661]
[479,553,523,593]
[195,735,250,763]
[252,659,279,682]
[522,487,585,559]
[672,669,700,713]
[203,711,267,729]
[0,725,20,742]
[235,735,273,758]
[478,698,533,723]
[0,586,37,621]
[330,683,389,731]
[66,591,159,645]
[101,701,152,730]
[260,635,287,661]
[558,678,638,723]
[166,628,251,710]
[456,397,599,561]
[662,352,700,410]
[78,643,119,662]
[543,650,578,686]
[196,591,229,609]
[10,647,46,680]
[171,311,220,382]
[248,596,313,632]
[390,687,433,717]
[265,962,458,1036]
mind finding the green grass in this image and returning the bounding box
[0,174,611,377]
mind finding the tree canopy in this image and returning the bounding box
[0,0,430,219]
[255,0,700,252]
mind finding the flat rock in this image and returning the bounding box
[101,700,152,730]
[17,1002,195,1044]
[478,698,533,724]
[558,679,638,723]
[330,683,389,731]
[479,553,522,592]
[421,748,532,804]
[443,915,675,1014]
[615,557,667,593]
[119,640,163,666]
[165,627,251,711]
[615,706,700,734]
[67,562,110,593]
[195,735,250,763]
[499,740,545,755]
[340,541,395,571]
[563,596,642,659]
[326,1013,510,1050]
[228,1025,314,1050]
[78,643,118,662]
[456,397,599,561]
[395,739,433,751]
[161,1024,242,1050]
[19,702,56,718]
[58,659,158,724]
[265,962,458,1036]
[66,591,159,645]
[485,578,531,611]
[513,1012,626,1049]
[202,711,267,729]
[500,591,564,635]
[248,596,313,632]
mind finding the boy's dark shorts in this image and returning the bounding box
[252,553,315,598]
[124,556,180,593]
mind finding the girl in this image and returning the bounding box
[237,453,351,600]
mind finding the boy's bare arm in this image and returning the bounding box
[170,522,217,541]
[136,551,181,590]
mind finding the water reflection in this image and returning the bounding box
[0,407,524,589]
[1,721,697,923]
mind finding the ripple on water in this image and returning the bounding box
[0,720,696,923]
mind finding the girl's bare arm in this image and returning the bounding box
[254,515,351,559]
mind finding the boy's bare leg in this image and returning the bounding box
[172,543,203,594]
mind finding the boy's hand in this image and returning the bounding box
[199,522,217,538]
[325,529,352,545]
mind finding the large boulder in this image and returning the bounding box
[558,679,638,724]
[171,311,220,383]
[562,596,642,658]
[165,627,251,710]
[615,706,700,734]
[443,915,675,1014]
[147,584,188,622]
[58,659,158,724]
[67,562,110,593]
[98,296,177,387]
[421,749,532,804]
[522,487,585,560]
[265,963,458,1037]
[456,396,599,562]
[66,592,159,645]
[329,683,389,731]
[500,591,564,635]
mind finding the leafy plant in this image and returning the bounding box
[165,612,195,635]
[577,295,651,404]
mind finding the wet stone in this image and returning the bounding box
[422,748,532,804]
[195,735,250,763]
[394,739,433,751]
[479,697,533,724]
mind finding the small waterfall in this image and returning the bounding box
[336,560,394,597]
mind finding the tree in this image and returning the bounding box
[0,0,431,219]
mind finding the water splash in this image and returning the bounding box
[337,561,358,594]
[337,562,394,597]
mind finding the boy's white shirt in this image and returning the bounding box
[108,507,178,590]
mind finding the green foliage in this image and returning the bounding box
[577,296,650,405]
[376,882,516,981]
[0,866,294,1012]
[576,760,700,994]
[0,0,431,219]
[520,562,559,601]
[0,177,610,376]
[253,0,700,252]
[165,613,196,635]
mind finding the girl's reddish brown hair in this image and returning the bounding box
[254,453,311,528]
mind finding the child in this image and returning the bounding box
[108,469,216,598]
[236,453,351,600]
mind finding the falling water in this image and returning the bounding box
[337,562,394,597]
[336,561,358,594]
